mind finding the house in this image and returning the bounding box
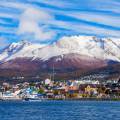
[78,84,98,97]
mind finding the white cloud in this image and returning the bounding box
[0,26,17,33]
[0,1,28,10]
[89,0,120,14]
[28,0,75,9]
[0,37,10,49]
[0,12,19,19]
[0,0,120,46]
[67,12,120,28]
[17,7,56,41]
[49,19,120,38]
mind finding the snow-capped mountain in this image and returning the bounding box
[0,40,46,62]
[0,35,120,81]
[0,35,120,62]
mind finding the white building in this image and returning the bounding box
[45,78,51,85]
[76,80,100,85]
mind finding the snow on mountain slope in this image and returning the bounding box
[57,36,120,61]
[0,40,46,61]
[0,35,120,62]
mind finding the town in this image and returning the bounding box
[0,77,120,101]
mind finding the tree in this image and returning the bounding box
[38,88,44,94]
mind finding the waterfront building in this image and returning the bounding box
[45,78,51,85]
[76,80,100,85]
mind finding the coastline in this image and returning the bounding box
[1,97,120,101]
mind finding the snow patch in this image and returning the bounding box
[0,36,120,62]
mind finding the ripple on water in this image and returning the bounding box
[0,100,120,120]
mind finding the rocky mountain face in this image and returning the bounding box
[0,36,120,82]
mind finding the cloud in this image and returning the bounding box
[50,19,120,38]
[0,1,28,10]
[0,12,19,19]
[30,0,76,9]
[17,7,56,41]
[0,37,10,50]
[67,12,120,28]
[0,26,17,33]
[0,0,120,48]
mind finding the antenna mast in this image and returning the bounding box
[53,63,55,82]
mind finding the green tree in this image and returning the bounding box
[38,88,44,94]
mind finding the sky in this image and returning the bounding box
[0,0,120,49]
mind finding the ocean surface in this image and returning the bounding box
[0,100,120,120]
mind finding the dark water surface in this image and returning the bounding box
[0,100,120,120]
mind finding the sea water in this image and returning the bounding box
[0,100,120,120]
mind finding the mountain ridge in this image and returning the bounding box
[1,35,120,62]
[0,35,120,82]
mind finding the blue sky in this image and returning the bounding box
[0,0,120,48]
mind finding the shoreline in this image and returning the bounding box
[1,98,120,101]
[48,97,120,101]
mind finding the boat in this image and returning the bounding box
[24,97,42,102]
[23,94,42,101]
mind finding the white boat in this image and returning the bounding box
[24,94,42,101]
